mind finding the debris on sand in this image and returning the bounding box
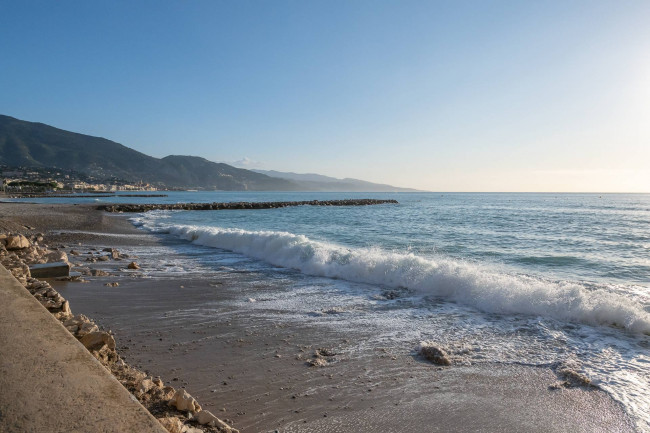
[91,269,110,277]
[418,342,452,366]
[306,347,338,367]
[550,361,592,389]
[307,357,329,367]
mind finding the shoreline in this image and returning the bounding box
[0,202,638,432]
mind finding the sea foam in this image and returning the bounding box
[138,219,650,334]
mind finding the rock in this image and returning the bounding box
[93,343,119,365]
[181,427,204,433]
[44,250,69,263]
[69,249,81,255]
[160,385,176,400]
[127,261,140,269]
[63,315,89,327]
[77,321,99,337]
[104,282,119,287]
[55,275,87,282]
[419,342,451,366]
[158,417,184,433]
[79,331,116,351]
[193,410,237,432]
[91,269,110,276]
[65,323,80,333]
[168,389,201,413]
[97,255,110,262]
[138,376,159,394]
[5,235,30,250]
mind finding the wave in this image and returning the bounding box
[137,219,650,334]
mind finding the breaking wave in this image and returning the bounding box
[139,221,650,334]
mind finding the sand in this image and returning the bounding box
[0,201,637,432]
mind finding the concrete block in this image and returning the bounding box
[29,261,70,278]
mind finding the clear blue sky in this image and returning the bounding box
[1,1,649,191]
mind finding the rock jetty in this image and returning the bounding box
[99,198,399,213]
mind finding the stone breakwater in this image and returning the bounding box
[0,233,238,433]
[99,198,399,213]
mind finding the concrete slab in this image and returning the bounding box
[0,264,167,433]
[28,261,70,278]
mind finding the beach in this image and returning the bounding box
[0,201,637,432]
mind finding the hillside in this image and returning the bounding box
[0,115,297,190]
[0,115,414,191]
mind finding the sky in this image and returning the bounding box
[1,1,649,192]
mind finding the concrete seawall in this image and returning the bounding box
[0,264,167,433]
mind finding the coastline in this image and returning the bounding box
[0,202,638,432]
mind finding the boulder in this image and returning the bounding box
[193,410,238,432]
[138,376,162,394]
[158,417,184,433]
[160,385,176,400]
[93,344,119,365]
[63,315,89,328]
[79,331,116,351]
[168,389,201,413]
[77,321,99,337]
[44,250,69,263]
[127,261,140,269]
[5,235,30,250]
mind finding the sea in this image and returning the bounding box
[16,191,650,430]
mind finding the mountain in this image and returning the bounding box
[253,170,418,192]
[0,114,415,191]
[0,115,296,190]
[157,156,294,190]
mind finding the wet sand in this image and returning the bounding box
[1,202,637,432]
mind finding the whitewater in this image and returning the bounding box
[124,192,649,431]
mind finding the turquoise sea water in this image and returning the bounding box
[17,192,650,430]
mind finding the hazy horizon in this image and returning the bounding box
[1,1,649,192]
